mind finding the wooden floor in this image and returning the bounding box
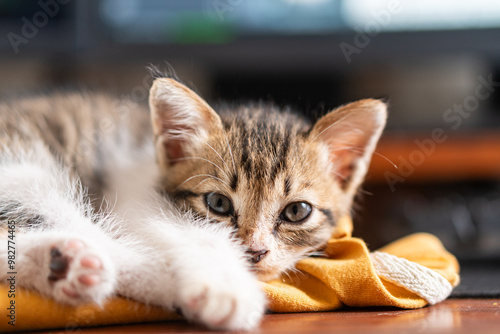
[36,299,500,334]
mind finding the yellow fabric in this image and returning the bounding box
[0,227,459,332]
[263,232,459,312]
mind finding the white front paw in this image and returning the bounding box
[19,234,117,306]
[46,238,116,305]
[177,270,266,330]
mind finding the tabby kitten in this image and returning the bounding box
[0,75,386,330]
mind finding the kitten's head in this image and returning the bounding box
[149,78,386,281]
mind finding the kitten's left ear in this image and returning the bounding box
[149,78,223,167]
[309,99,387,195]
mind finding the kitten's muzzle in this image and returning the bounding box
[246,249,269,264]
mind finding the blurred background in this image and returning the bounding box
[1,0,499,296]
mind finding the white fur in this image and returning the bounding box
[0,143,119,305]
[104,148,266,329]
[3,231,117,306]
[0,141,265,330]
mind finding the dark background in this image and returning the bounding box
[1,0,500,296]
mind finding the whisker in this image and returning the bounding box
[205,196,211,223]
[203,142,232,176]
[307,113,355,147]
[175,173,230,190]
[320,145,398,170]
[192,177,214,190]
[182,132,233,176]
[293,150,347,183]
[282,270,294,283]
[293,143,390,183]
[291,113,355,171]
[289,267,304,279]
[372,151,398,170]
[170,156,229,178]
[358,188,373,196]
[308,250,326,258]
[222,130,237,175]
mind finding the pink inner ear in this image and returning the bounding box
[332,147,364,189]
[164,140,184,165]
[155,114,192,166]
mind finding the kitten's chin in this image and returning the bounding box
[253,269,281,282]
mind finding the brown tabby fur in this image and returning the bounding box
[0,91,150,208]
[1,76,386,281]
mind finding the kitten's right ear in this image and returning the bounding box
[149,78,223,167]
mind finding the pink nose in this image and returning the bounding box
[246,249,269,264]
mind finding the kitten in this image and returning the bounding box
[0,74,386,330]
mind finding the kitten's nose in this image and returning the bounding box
[246,249,269,264]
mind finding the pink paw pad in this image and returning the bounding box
[81,256,102,269]
[188,288,208,309]
[48,240,104,293]
[65,240,85,251]
[78,274,100,286]
[62,286,80,298]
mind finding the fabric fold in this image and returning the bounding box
[0,232,460,332]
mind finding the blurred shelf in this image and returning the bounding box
[367,130,500,184]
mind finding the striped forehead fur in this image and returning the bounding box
[219,103,310,184]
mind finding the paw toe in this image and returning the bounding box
[45,237,115,306]
[80,255,102,269]
[187,287,208,310]
[62,286,80,298]
[78,274,101,286]
[65,239,85,251]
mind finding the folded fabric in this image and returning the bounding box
[0,221,459,332]
[263,232,459,312]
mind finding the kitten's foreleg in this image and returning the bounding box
[0,230,116,305]
[0,160,118,305]
[112,195,266,330]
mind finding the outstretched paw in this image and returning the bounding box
[176,266,266,330]
[47,238,115,305]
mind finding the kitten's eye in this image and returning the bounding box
[281,202,312,223]
[206,192,233,215]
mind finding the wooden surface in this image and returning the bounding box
[35,299,500,334]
